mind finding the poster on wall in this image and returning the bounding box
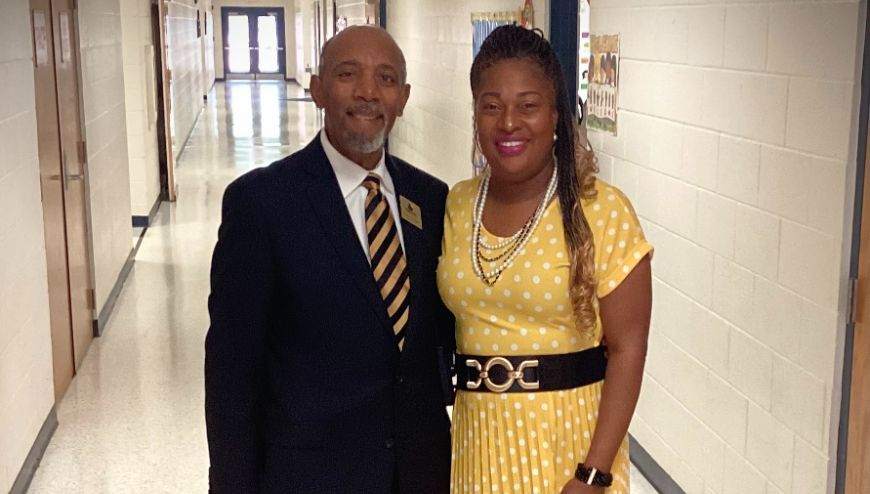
[587,34,619,135]
[577,0,590,123]
[32,11,49,67]
[521,0,533,27]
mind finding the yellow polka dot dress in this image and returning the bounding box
[437,176,653,494]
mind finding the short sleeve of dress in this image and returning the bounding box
[441,179,475,266]
[441,183,461,260]
[591,184,653,298]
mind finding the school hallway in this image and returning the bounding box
[4,1,868,493]
[19,81,659,493]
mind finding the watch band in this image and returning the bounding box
[575,463,613,487]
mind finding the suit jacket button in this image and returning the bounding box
[385,438,395,449]
[395,375,404,384]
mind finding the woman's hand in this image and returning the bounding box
[560,478,606,494]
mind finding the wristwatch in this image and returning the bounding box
[575,463,613,487]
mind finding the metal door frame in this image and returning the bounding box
[221,6,286,80]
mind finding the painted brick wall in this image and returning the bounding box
[589,3,863,492]
[0,0,55,490]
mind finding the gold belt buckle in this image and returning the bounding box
[465,357,540,392]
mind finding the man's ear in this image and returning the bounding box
[310,75,324,109]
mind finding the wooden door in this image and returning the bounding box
[153,0,176,201]
[51,0,93,369]
[30,0,94,400]
[846,129,870,490]
[31,0,74,401]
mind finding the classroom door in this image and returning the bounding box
[30,0,94,401]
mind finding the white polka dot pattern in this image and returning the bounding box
[437,177,650,494]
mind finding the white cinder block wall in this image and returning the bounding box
[78,0,134,312]
[203,9,216,96]
[120,0,162,217]
[166,0,208,159]
[0,0,55,491]
[387,0,550,187]
[588,2,863,493]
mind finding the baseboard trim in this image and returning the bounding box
[10,407,58,494]
[98,197,158,335]
[93,246,137,337]
[629,435,684,494]
[132,197,163,228]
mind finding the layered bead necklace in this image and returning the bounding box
[471,164,559,286]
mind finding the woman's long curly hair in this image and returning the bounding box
[471,25,600,334]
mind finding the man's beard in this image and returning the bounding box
[343,102,387,154]
[344,126,386,154]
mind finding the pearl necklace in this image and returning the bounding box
[471,165,559,286]
[478,229,523,250]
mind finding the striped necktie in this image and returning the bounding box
[362,174,410,350]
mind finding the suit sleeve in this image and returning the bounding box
[205,176,274,492]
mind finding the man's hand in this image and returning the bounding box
[560,477,606,494]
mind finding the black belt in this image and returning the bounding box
[455,346,608,393]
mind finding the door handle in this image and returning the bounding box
[49,174,83,182]
[54,152,84,190]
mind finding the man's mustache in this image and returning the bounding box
[346,102,385,118]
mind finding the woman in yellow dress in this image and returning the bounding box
[437,26,652,494]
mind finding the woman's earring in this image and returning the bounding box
[472,127,488,176]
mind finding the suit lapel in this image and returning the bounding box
[301,138,395,337]
[386,156,425,352]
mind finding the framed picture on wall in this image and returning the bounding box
[587,34,619,135]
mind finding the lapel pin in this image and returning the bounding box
[399,196,423,230]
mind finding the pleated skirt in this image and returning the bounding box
[450,381,630,494]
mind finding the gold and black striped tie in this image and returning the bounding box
[362,174,410,350]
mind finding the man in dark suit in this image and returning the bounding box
[205,26,454,493]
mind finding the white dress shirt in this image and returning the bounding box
[320,129,406,262]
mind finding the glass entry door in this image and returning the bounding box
[222,7,286,79]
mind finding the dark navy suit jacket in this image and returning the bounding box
[205,137,454,493]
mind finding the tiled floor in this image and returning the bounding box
[27,81,659,493]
